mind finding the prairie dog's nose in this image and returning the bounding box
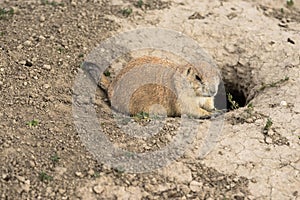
[202,85,218,97]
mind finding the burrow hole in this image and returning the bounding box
[214,63,255,111]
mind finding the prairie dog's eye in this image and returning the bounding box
[195,75,203,83]
[186,68,191,75]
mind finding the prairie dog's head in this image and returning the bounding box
[184,61,220,97]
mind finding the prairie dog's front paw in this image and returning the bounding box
[197,97,215,111]
[180,99,211,118]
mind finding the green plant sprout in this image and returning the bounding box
[121,8,133,17]
[263,118,273,134]
[133,111,149,120]
[259,76,289,91]
[136,0,144,8]
[286,0,294,7]
[0,8,14,20]
[26,119,39,127]
[92,172,100,178]
[50,154,60,163]
[227,93,239,110]
[39,171,53,182]
[103,70,111,77]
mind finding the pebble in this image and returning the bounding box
[180,184,190,194]
[255,119,263,126]
[40,15,45,22]
[16,175,25,183]
[24,40,33,47]
[75,171,84,178]
[2,173,9,180]
[19,60,26,65]
[0,81,3,86]
[3,143,10,148]
[22,184,30,193]
[46,187,53,196]
[189,180,203,192]
[25,60,33,67]
[29,160,35,167]
[224,44,236,53]
[93,185,104,194]
[280,101,287,107]
[43,64,51,70]
[58,188,66,194]
[265,137,272,144]
[39,35,46,40]
[71,1,77,6]
[87,169,95,176]
[43,84,50,89]
[10,6,20,14]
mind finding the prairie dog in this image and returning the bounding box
[100,56,220,118]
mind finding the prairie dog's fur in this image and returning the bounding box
[100,56,220,118]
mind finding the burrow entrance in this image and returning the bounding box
[214,63,255,111]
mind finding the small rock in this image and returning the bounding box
[255,119,263,126]
[3,143,10,148]
[16,175,25,183]
[0,81,3,86]
[10,6,20,14]
[29,160,35,167]
[43,84,50,89]
[17,44,23,49]
[93,185,104,194]
[189,180,203,192]
[75,172,84,178]
[233,192,245,199]
[224,44,236,53]
[24,40,33,47]
[58,188,66,194]
[46,186,52,196]
[25,60,33,67]
[179,184,190,194]
[39,35,46,40]
[267,129,275,136]
[2,173,9,180]
[87,169,95,176]
[280,101,287,107]
[71,1,77,6]
[19,60,26,65]
[265,137,272,144]
[245,118,254,123]
[40,15,45,22]
[21,182,30,193]
[43,64,51,70]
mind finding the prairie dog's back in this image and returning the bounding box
[103,56,219,117]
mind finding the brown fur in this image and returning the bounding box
[100,56,220,118]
